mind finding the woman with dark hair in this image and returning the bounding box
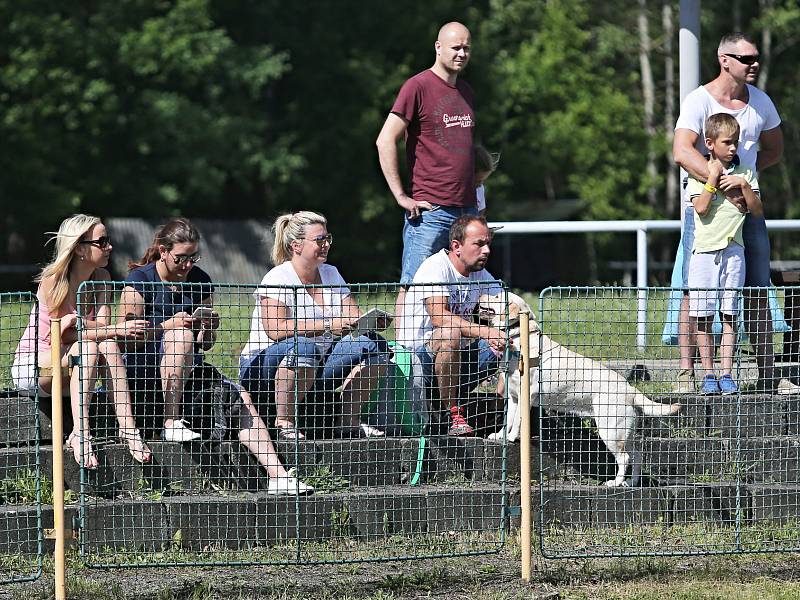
[119,218,312,494]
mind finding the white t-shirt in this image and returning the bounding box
[476,185,486,212]
[240,262,350,360]
[675,84,780,206]
[396,249,503,350]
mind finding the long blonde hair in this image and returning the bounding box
[271,211,327,265]
[36,214,101,310]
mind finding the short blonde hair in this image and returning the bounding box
[271,211,327,265]
[705,113,740,143]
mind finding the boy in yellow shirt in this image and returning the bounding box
[687,113,762,395]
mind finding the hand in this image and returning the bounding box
[117,319,149,339]
[718,174,750,193]
[60,313,79,334]
[707,158,724,182]
[193,310,220,330]
[376,314,393,331]
[396,194,433,220]
[483,326,507,356]
[330,317,357,336]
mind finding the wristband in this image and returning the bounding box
[703,182,717,194]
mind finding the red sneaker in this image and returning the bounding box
[448,406,474,436]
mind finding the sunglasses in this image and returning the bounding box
[169,251,201,265]
[79,236,111,249]
[723,53,759,66]
[305,234,333,247]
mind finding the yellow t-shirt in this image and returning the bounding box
[688,164,759,253]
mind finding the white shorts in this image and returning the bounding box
[11,353,43,395]
[688,244,745,317]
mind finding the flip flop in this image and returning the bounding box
[119,428,152,464]
[276,425,306,441]
[65,431,98,470]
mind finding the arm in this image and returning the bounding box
[690,159,723,217]
[79,272,148,342]
[259,297,353,341]
[118,285,192,343]
[718,175,763,217]
[375,113,432,219]
[757,126,783,172]
[425,296,505,353]
[673,128,710,182]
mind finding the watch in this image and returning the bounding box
[323,317,333,339]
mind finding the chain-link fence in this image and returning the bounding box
[73,280,511,567]
[535,286,800,558]
[0,292,43,582]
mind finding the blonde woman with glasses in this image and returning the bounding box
[12,214,152,468]
[239,211,391,440]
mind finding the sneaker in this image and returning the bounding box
[719,374,739,395]
[776,378,800,396]
[161,419,201,442]
[673,369,695,394]
[448,407,474,436]
[267,475,314,496]
[700,374,720,395]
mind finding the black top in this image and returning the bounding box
[125,262,214,332]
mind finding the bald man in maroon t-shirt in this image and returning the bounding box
[377,22,479,297]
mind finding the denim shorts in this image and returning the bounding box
[400,205,478,284]
[415,338,499,399]
[680,207,771,287]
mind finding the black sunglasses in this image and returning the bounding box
[723,53,759,66]
[169,251,201,265]
[79,236,111,249]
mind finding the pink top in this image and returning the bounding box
[15,287,96,358]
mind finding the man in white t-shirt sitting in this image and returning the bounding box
[396,215,506,436]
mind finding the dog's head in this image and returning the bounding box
[477,291,539,332]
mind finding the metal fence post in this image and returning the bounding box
[637,227,648,350]
[50,319,66,600]
[519,312,532,582]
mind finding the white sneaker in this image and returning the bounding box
[267,475,314,496]
[777,378,800,396]
[360,423,385,438]
[161,419,202,442]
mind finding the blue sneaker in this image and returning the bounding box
[719,374,739,395]
[700,374,721,395]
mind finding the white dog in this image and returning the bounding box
[481,292,680,487]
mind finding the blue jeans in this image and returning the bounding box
[401,205,478,284]
[415,338,500,400]
[680,206,771,287]
[238,333,390,395]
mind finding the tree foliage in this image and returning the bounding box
[2,0,799,281]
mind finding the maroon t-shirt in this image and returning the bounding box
[391,70,476,208]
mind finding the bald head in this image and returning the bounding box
[433,22,471,80]
[438,21,470,42]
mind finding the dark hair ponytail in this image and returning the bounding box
[128,217,201,271]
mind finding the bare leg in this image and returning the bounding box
[336,363,387,428]
[694,316,715,378]
[66,341,99,469]
[679,293,697,371]
[237,390,287,479]
[99,339,150,462]
[273,365,316,431]
[160,328,195,427]
[719,314,736,376]
[744,289,774,384]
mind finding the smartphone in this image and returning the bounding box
[191,306,215,321]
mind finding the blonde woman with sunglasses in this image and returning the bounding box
[12,214,152,468]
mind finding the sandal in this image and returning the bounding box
[65,431,98,470]
[275,425,306,441]
[119,428,152,464]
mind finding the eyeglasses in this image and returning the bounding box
[304,234,333,247]
[79,236,111,249]
[722,53,760,65]
[169,251,201,265]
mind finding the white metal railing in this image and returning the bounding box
[488,219,800,349]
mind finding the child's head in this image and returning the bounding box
[474,144,500,187]
[704,113,740,163]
